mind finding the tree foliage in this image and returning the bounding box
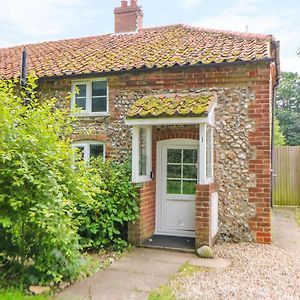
[274,119,285,146]
[0,78,139,288]
[275,72,300,145]
[0,78,89,286]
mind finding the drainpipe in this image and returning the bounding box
[270,41,280,208]
[20,47,27,88]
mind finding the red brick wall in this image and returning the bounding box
[195,183,218,248]
[128,180,155,245]
[248,72,272,244]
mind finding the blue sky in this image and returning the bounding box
[0,0,299,72]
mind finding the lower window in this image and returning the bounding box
[72,141,105,163]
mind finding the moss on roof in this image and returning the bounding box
[127,93,215,119]
[0,24,275,79]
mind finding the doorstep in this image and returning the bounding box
[142,235,195,253]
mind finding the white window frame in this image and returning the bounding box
[72,141,106,164]
[71,78,109,116]
[132,126,152,183]
[206,125,214,182]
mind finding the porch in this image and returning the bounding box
[125,93,219,249]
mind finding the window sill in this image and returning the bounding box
[72,113,110,118]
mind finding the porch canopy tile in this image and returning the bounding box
[126,93,216,120]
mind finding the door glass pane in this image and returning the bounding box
[182,181,197,194]
[167,149,182,163]
[183,149,197,164]
[92,81,107,97]
[92,97,107,112]
[167,180,181,194]
[90,144,104,159]
[183,165,197,179]
[167,165,181,179]
[139,128,147,176]
[166,148,198,195]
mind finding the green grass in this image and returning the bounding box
[0,290,51,300]
[148,262,207,300]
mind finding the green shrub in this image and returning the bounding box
[0,78,89,286]
[76,159,139,251]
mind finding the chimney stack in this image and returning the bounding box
[114,0,143,33]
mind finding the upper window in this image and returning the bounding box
[72,141,105,164]
[72,80,108,115]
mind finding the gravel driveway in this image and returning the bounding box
[176,243,300,300]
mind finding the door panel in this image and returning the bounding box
[157,141,198,237]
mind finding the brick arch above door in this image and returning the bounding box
[153,125,199,142]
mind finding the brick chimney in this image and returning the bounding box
[114,0,143,33]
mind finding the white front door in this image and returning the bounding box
[156,140,198,237]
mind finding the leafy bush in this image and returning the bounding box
[76,159,139,251]
[0,78,89,286]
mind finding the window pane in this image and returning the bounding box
[92,97,107,112]
[206,127,213,179]
[167,149,182,164]
[75,98,86,110]
[76,84,86,97]
[167,180,181,194]
[167,165,181,179]
[183,165,197,179]
[183,181,197,194]
[92,81,107,97]
[90,144,104,159]
[183,149,197,164]
[139,128,147,176]
[74,146,84,161]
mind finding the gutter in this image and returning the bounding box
[38,58,275,82]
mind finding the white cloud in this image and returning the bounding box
[180,0,203,9]
[0,0,90,45]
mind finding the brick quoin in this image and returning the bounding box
[195,183,218,248]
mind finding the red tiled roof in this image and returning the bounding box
[0,24,276,79]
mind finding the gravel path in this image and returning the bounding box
[176,243,300,300]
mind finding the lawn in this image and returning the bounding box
[0,290,51,300]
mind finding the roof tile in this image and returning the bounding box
[127,93,215,119]
[0,24,275,79]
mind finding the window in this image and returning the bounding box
[72,141,105,164]
[206,126,213,180]
[132,126,152,183]
[139,128,147,176]
[72,79,108,115]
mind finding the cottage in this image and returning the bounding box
[0,0,279,249]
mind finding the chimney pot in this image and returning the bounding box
[121,0,128,7]
[131,0,137,6]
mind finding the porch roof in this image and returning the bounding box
[127,93,216,119]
